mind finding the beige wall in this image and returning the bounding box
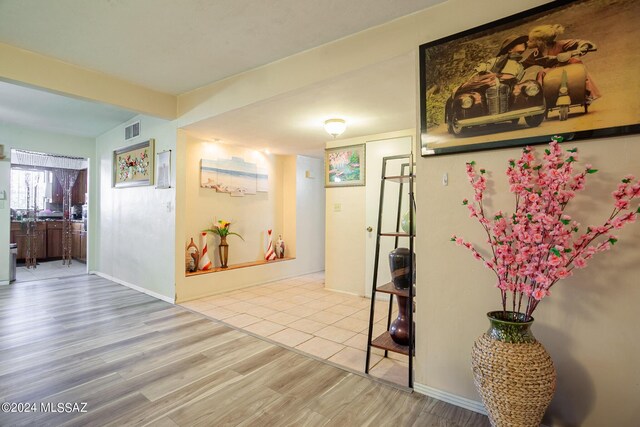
[416,134,640,427]
[0,42,176,119]
[95,115,177,301]
[175,134,324,302]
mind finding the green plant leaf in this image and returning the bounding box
[545,149,551,155]
[609,237,618,245]
[550,248,561,257]
[560,218,570,225]
[567,148,578,153]
[227,232,245,241]
[622,178,631,183]
[587,169,598,174]
[509,160,516,167]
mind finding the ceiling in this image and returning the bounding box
[0,81,136,138]
[0,0,443,152]
[185,52,416,157]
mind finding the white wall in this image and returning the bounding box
[0,159,9,283]
[95,115,177,301]
[175,134,325,302]
[0,123,96,283]
[325,129,414,296]
[295,155,325,274]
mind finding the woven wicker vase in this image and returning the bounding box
[472,311,556,427]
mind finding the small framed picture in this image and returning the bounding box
[113,139,154,188]
[156,150,171,189]
[325,144,366,187]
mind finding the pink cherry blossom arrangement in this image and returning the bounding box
[452,136,639,317]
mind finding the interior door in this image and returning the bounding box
[364,136,412,297]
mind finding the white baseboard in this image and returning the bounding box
[0,280,9,286]
[413,383,487,415]
[94,272,175,304]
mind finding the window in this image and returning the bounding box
[10,168,50,210]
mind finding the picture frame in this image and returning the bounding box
[419,0,640,156]
[113,139,154,188]
[325,144,366,187]
[156,150,171,189]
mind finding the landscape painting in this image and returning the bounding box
[325,144,365,187]
[201,156,269,196]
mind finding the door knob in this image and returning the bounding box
[366,226,373,232]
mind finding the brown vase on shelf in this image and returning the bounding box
[185,238,199,273]
[219,236,229,268]
[389,295,412,345]
[389,247,414,289]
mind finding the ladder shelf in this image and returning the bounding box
[365,154,415,388]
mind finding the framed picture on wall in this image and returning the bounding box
[419,0,640,156]
[156,150,171,189]
[113,139,154,188]
[325,144,366,187]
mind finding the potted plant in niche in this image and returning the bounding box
[204,220,244,268]
[452,136,639,426]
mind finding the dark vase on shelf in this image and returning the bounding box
[218,235,229,268]
[389,295,412,345]
[388,247,415,345]
[389,247,414,289]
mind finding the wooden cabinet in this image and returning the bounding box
[11,222,46,261]
[80,232,87,262]
[46,221,63,259]
[52,177,63,204]
[71,222,86,263]
[72,169,87,205]
[51,169,87,205]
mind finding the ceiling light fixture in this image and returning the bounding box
[324,118,346,138]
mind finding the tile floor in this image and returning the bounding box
[181,272,410,386]
[16,259,87,282]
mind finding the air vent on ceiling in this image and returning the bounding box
[125,121,140,140]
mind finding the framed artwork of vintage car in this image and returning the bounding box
[419,0,640,156]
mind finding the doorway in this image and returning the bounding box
[9,149,89,283]
[364,136,412,297]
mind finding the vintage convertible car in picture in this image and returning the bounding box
[444,71,546,136]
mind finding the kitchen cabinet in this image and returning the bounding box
[11,221,46,261]
[52,169,87,205]
[52,177,63,204]
[46,221,63,259]
[71,222,86,262]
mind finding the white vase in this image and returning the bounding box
[276,234,285,258]
[265,229,276,261]
[198,232,212,270]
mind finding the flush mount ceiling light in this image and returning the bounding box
[324,118,347,138]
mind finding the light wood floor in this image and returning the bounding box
[0,275,489,426]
